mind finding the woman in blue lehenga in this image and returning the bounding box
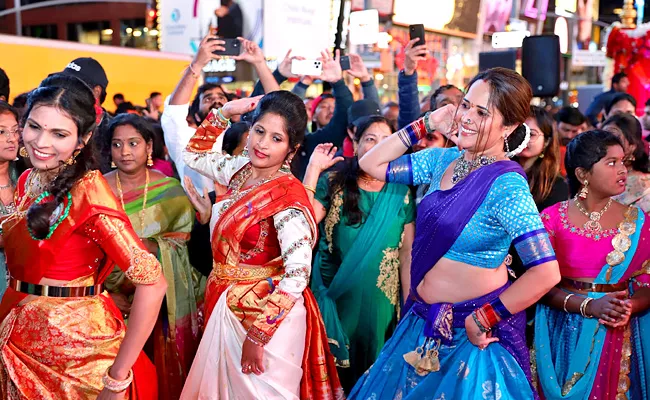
[350,68,561,399]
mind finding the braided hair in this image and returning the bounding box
[24,74,98,239]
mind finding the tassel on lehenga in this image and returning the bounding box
[403,338,442,376]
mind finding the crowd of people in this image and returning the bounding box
[0,31,649,400]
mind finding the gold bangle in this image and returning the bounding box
[303,184,316,194]
[563,293,574,313]
[102,367,133,393]
[579,297,593,318]
[188,64,200,79]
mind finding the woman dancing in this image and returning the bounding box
[303,115,415,391]
[103,114,203,400]
[0,74,166,398]
[179,91,342,399]
[349,67,560,399]
[535,130,650,399]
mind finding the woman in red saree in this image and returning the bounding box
[0,75,167,399]
[179,91,343,399]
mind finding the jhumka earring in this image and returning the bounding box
[281,153,294,173]
[111,161,117,169]
[578,180,589,200]
[147,153,154,167]
[19,147,28,158]
[64,150,81,166]
[241,145,249,157]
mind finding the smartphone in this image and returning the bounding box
[291,59,323,76]
[409,24,426,47]
[340,55,351,71]
[211,38,241,56]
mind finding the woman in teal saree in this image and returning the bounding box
[302,115,415,392]
[536,130,650,399]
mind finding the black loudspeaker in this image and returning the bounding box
[522,35,561,97]
[479,50,516,72]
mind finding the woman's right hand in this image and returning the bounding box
[307,143,344,174]
[465,314,499,350]
[221,95,263,119]
[184,177,212,225]
[587,291,632,324]
[428,103,459,144]
[403,38,428,76]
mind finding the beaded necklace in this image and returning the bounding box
[116,168,149,234]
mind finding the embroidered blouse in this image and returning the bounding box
[387,146,555,269]
[182,115,314,298]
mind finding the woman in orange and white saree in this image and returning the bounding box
[0,75,167,399]
[179,91,343,399]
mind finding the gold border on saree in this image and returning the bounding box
[212,262,282,281]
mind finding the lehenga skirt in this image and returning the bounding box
[180,285,307,399]
[349,285,536,400]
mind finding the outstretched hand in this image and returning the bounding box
[319,49,343,83]
[192,34,226,69]
[221,95,263,119]
[184,176,212,225]
[308,143,345,173]
[233,37,265,66]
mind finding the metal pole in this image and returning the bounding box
[15,0,22,36]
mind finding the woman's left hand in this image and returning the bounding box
[241,337,265,375]
[599,300,632,328]
[465,314,499,350]
[98,388,126,400]
[221,95,263,119]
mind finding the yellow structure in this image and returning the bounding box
[0,34,191,112]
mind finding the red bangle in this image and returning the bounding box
[478,303,500,328]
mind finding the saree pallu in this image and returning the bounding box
[312,180,412,390]
[535,209,650,400]
[106,177,204,400]
[183,174,343,400]
[349,284,535,400]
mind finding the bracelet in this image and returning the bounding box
[246,335,265,347]
[488,297,513,320]
[476,304,499,328]
[216,108,231,125]
[423,111,435,134]
[563,293,575,313]
[303,184,316,195]
[579,297,594,318]
[471,310,491,334]
[102,367,133,393]
[397,130,412,148]
[188,63,200,79]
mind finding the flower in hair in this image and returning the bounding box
[506,123,531,158]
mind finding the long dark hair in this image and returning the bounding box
[523,106,562,203]
[602,113,649,173]
[24,74,98,240]
[463,68,533,156]
[328,115,389,226]
[565,130,623,197]
[223,121,250,156]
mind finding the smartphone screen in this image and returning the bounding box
[409,24,425,47]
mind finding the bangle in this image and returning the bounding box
[216,108,230,125]
[562,293,575,313]
[246,335,265,347]
[476,304,499,328]
[303,184,316,194]
[188,63,200,79]
[579,297,594,318]
[397,130,412,148]
[471,311,491,334]
[423,111,435,134]
[489,297,513,320]
[102,367,133,393]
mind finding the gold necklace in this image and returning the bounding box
[573,197,613,232]
[116,168,149,234]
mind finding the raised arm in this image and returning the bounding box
[359,104,457,181]
[234,38,280,94]
[182,98,260,184]
[346,54,379,104]
[398,39,427,129]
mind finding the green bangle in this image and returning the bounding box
[423,111,435,134]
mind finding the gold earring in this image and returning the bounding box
[111,161,117,169]
[578,180,589,200]
[539,153,544,159]
[64,149,80,166]
[281,153,294,173]
[19,147,28,158]
[147,153,154,167]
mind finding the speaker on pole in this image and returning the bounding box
[522,35,561,97]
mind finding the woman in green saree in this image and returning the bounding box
[103,114,204,400]
[302,115,416,392]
